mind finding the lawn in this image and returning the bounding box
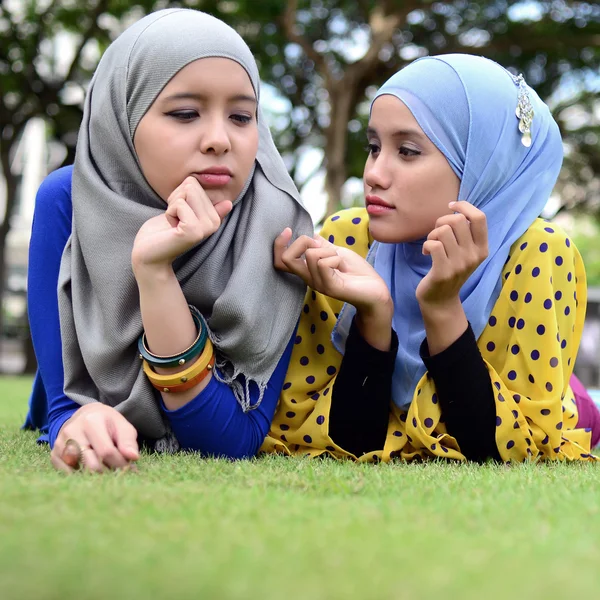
[1,376,599,600]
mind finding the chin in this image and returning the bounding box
[368,221,407,244]
[369,217,432,244]
[205,189,234,206]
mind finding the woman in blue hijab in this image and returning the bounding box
[265,54,596,463]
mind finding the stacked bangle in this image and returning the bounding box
[138,305,207,368]
[143,338,215,393]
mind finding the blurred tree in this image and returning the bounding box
[0,0,161,371]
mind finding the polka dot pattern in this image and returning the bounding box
[260,211,594,463]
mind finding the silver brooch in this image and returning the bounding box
[511,73,534,147]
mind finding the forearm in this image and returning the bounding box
[421,324,500,462]
[419,297,468,356]
[134,263,212,409]
[164,335,295,458]
[27,166,82,448]
[330,317,397,456]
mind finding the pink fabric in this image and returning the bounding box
[572,374,600,448]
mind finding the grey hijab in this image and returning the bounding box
[58,9,313,442]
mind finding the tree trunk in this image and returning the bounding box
[23,334,37,374]
[323,80,356,217]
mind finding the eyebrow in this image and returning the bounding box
[163,92,257,104]
[366,126,427,140]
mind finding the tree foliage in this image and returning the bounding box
[3,1,599,217]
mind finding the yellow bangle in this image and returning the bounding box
[143,338,214,391]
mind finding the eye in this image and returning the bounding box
[166,110,199,121]
[365,143,380,155]
[230,114,252,125]
[399,146,421,157]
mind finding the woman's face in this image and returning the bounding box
[134,57,259,205]
[364,94,460,243]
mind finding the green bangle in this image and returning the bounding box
[138,305,208,368]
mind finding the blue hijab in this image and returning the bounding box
[333,54,564,411]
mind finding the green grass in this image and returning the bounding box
[1,376,600,600]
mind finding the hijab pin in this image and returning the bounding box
[511,73,534,147]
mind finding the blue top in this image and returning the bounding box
[24,166,293,458]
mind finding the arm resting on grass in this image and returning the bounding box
[329,317,398,457]
[163,335,294,458]
[27,166,79,448]
[420,324,500,462]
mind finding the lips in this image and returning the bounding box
[193,167,232,188]
[366,194,394,215]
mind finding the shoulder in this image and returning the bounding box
[504,218,580,278]
[500,217,584,304]
[509,218,575,259]
[319,208,371,258]
[38,165,73,196]
[35,166,73,215]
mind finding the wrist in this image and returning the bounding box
[132,261,175,286]
[418,295,463,322]
[355,298,394,352]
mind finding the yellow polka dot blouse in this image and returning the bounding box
[261,207,594,462]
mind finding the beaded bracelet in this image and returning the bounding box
[143,338,215,393]
[138,305,207,368]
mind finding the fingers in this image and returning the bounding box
[51,405,139,474]
[168,176,228,233]
[79,445,105,473]
[60,438,81,469]
[110,418,140,463]
[213,200,233,221]
[311,254,344,295]
[448,201,488,252]
[166,197,198,227]
[166,195,220,239]
[433,213,471,249]
[277,234,321,285]
[51,448,75,474]
[305,246,339,290]
[54,432,105,474]
[274,228,293,272]
[427,224,459,259]
[422,239,448,264]
[86,420,131,470]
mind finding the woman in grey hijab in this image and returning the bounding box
[25,8,313,472]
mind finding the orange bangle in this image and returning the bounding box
[146,354,215,393]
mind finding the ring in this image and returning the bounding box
[62,439,92,469]
[62,438,82,469]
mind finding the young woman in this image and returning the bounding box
[265,54,597,463]
[23,8,312,472]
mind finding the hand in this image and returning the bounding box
[416,201,488,309]
[131,176,233,272]
[51,404,140,474]
[274,229,392,312]
[274,229,394,350]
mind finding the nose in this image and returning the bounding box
[200,116,231,155]
[364,154,392,191]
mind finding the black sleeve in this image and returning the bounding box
[329,317,398,457]
[420,324,501,463]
